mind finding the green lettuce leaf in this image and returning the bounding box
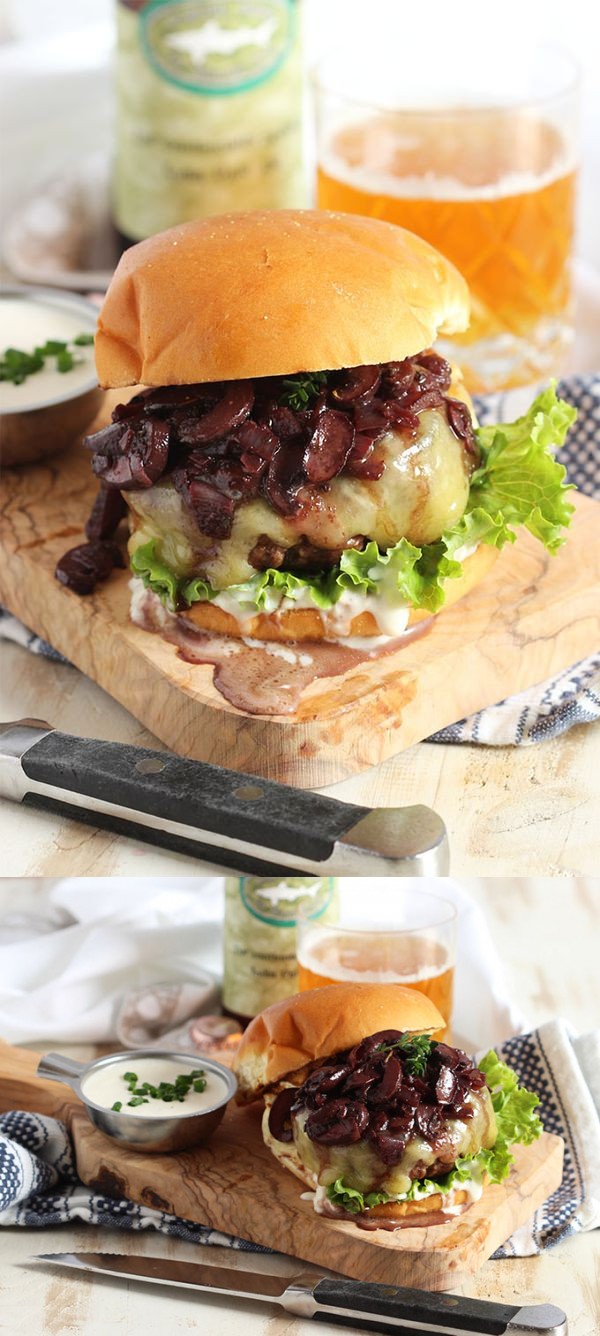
[325,1048,542,1215]
[181,574,215,605]
[326,1179,393,1215]
[131,385,575,617]
[470,383,576,553]
[228,566,339,612]
[334,537,460,614]
[478,1050,543,1157]
[130,540,182,609]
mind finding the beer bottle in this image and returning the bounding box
[113,0,305,245]
[222,876,338,1025]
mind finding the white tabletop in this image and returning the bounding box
[1,879,599,1335]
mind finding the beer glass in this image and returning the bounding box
[296,885,457,1037]
[314,39,579,393]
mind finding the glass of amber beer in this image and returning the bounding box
[314,39,579,393]
[296,886,456,1039]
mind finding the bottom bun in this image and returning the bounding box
[317,1186,475,1230]
[350,1188,471,1221]
[184,546,499,643]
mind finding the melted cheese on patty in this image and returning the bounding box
[127,407,472,590]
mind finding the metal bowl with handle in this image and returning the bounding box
[0,286,102,466]
[37,1048,237,1154]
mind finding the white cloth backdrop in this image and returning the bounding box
[0,877,524,1048]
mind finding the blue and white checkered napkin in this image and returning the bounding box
[1,1021,598,1259]
[1,374,598,746]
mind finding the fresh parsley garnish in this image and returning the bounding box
[279,370,328,411]
[376,1033,435,1077]
[0,332,94,385]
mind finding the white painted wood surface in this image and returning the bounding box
[1,880,599,1335]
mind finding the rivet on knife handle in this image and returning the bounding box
[0,721,449,874]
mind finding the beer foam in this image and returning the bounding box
[297,942,447,986]
[320,146,575,203]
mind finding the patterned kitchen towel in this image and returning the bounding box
[1,375,599,746]
[1,1021,598,1258]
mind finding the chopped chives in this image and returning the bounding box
[115,1066,211,1109]
[56,349,75,373]
[0,333,93,385]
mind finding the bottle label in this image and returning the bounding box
[114,0,304,240]
[140,0,294,95]
[239,876,336,927]
[222,877,338,1018]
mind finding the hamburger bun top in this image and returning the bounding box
[95,209,469,388]
[233,982,445,1102]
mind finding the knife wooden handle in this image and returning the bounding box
[312,1277,519,1333]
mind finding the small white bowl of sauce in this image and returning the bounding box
[37,1048,237,1154]
[0,285,102,466]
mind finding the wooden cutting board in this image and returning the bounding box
[2,409,599,786]
[0,1042,564,1291]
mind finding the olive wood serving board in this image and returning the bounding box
[0,1041,564,1291]
[1,406,599,785]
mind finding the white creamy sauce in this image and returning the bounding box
[242,637,314,667]
[130,576,157,622]
[451,543,477,563]
[212,584,411,640]
[81,1056,228,1119]
[0,296,97,412]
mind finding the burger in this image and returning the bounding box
[233,983,542,1229]
[57,209,575,649]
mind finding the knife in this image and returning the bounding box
[0,719,449,875]
[33,1252,568,1334]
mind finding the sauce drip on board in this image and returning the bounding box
[133,588,432,716]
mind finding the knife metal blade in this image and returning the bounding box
[33,1252,568,1335]
[0,719,449,874]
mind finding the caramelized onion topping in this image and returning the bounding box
[270,1030,489,1167]
[81,352,478,539]
[55,540,124,596]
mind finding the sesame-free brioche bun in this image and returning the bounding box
[95,209,469,389]
[233,983,444,1103]
[183,544,499,643]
